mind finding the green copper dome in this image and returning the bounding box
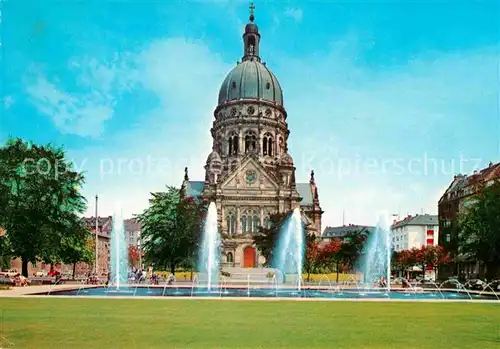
[218,60,283,106]
[217,8,283,107]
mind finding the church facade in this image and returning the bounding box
[181,9,323,268]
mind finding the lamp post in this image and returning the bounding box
[95,195,99,275]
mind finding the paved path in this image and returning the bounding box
[0,284,99,297]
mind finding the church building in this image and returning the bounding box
[181,6,323,268]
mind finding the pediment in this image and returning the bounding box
[220,155,279,190]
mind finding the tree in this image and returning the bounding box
[252,211,290,266]
[137,187,205,275]
[128,245,140,267]
[0,233,12,270]
[321,239,344,282]
[424,245,451,278]
[57,217,94,279]
[393,249,417,279]
[458,181,500,279]
[341,230,368,272]
[0,138,87,276]
[303,233,322,282]
[408,245,450,280]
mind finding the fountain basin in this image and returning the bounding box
[41,285,499,301]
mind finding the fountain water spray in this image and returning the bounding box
[197,202,221,291]
[110,205,128,290]
[273,207,305,291]
[359,211,392,292]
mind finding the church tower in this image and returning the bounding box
[182,5,323,268]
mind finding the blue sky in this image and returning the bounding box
[2,0,499,226]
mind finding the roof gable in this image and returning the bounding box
[219,154,279,190]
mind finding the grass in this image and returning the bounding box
[0,298,499,349]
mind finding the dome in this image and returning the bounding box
[245,22,259,33]
[206,151,222,174]
[218,59,283,106]
[206,150,222,165]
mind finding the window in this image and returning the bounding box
[445,233,451,243]
[252,215,260,233]
[264,216,272,229]
[231,81,236,89]
[263,133,274,156]
[227,213,235,235]
[241,215,247,233]
[228,132,238,155]
[227,252,234,263]
[266,82,271,89]
[245,131,257,153]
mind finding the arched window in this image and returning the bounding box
[252,215,260,233]
[233,136,238,155]
[241,215,247,233]
[278,136,284,155]
[247,36,256,55]
[264,216,272,229]
[228,132,239,156]
[227,252,234,263]
[227,213,235,235]
[263,133,274,156]
[245,131,257,154]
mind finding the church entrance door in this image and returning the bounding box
[243,247,256,268]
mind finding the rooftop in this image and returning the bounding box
[322,224,375,237]
[391,214,438,229]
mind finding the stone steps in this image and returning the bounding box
[222,267,276,282]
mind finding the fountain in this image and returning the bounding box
[359,211,392,292]
[273,207,305,291]
[110,207,128,290]
[197,202,221,291]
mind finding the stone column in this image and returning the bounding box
[220,203,226,233]
[260,206,264,226]
[236,206,241,235]
[239,129,244,155]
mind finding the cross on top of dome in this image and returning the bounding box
[249,2,255,22]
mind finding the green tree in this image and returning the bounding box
[0,138,87,276]
[342,230,368,272]
[458,181,500,279]
[0,233,12,270]
[57,217,94,279]
[137,187,204,275]
[252,211,290,266]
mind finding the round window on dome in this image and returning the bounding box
[231,81,237,89]
[265,82,271,89]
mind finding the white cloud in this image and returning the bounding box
[284,7,303,23]
[277,44,498,227]
[2,95,15,109]
[25,28,497,229]
[69,38,231,218]
[25,56,136,138]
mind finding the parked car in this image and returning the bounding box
[5,269,18,277]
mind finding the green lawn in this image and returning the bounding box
[0,298,499,349]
